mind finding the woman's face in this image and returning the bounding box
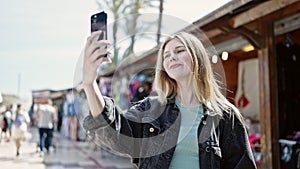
[163,38,193,81]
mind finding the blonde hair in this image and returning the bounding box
[154,32,240,117]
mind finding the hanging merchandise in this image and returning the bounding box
[61,100,70,138]
[137,74,146,81]
[237,67,250,108]
[66,90,76,116]
[235,59,260,122]
[69,115,78,141]
[99,77,112,97]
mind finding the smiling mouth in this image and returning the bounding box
[170,64,181,69]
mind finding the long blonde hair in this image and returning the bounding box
[154,32,240,117]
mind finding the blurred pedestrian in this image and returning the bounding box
[82,31,257,168]
[4,104,13,142]
[11,104,30,156]
[56,103,63,132]
[0,111,6,142]
[36,99,57,156]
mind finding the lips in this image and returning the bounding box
[170,64,181,69]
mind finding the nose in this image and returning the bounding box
[168,52,177,62]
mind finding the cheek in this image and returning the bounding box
[163,60,172,75]
[180,54,193,69]
[163,60,168,70]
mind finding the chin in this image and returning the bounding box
[170,74,191,81]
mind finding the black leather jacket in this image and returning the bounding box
[83,95,257,169]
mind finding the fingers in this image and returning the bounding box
[85,49,112,70]
[85,31,110,58]
[95,56,112,66]
[83,31,112,75]
[89,53,112,70]
[86,41,110,58]
[85,31,103,48]
[90,50,112,63]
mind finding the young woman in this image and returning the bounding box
[82,31,257,169]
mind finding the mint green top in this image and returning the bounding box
[169,99,203,169]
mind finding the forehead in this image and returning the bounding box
[164,38,184,51]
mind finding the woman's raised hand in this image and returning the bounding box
[83,31,112,86]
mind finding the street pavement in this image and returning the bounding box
[0,127,135,169]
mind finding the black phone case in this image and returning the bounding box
[91,11,107,57]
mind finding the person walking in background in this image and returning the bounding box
[0,110,6,142]
[56,103,63,132]
[4,104,13,142]
[81,31,257,169]
[36,99,57,156]
[11,104,30,156]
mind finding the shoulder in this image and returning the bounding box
[39,104,46,110]
[204,103,245,129]
[5,111,12,115]
[49,105,57,112]
[127,96,166,120]
[219,106,246,132]
[131,96,162,111]
[21,110,30,116]
[223,106,243,120]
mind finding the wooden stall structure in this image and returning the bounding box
[32,89,66,104]
[190,1,300,168]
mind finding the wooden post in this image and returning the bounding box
[257,18,280,169]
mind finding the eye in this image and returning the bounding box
[176,48,185,54]
[163,54,170,59]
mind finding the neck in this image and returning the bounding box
[176,83,200,106]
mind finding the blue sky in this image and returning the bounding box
[0,0,230,99]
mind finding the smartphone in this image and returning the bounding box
[91,11,107,57]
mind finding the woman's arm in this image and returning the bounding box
[82,81,105,117]
[83,96,144,159]
[82,30,111,118]
[82,31,143,158]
